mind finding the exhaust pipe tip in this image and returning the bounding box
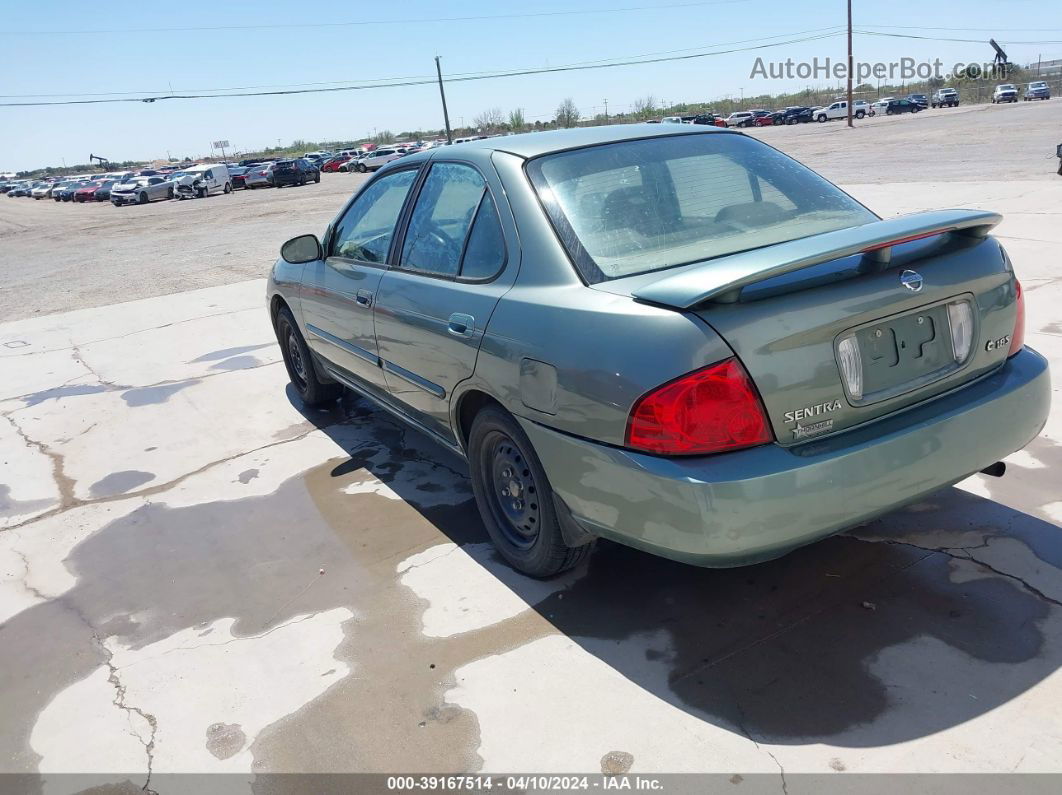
[980,461,1007,478]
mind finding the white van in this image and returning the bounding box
[185,163,232,196]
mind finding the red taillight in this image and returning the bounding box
[626,358,774,455]
[1008,280,1025,357]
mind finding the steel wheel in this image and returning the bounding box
[285,327,309,393]
[483,433,541,550]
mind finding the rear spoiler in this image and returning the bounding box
[631,209,1002,308]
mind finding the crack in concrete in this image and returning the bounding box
[0,412,359,535]
[866,537,1062,608]
[94,629,159,793]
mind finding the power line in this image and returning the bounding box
[0,0,750,35]
[854,30,1062,46]
[0,26,845,99]
[0,31,845,107]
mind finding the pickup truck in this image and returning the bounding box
[814,100,869,122]
[1024,81,1051,101]
[931,88,960,108]
[992,84,1019,103]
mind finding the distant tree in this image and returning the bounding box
[507,108,526,131]
[631,95,657,119]
[555,97,579,128]
[473,107,505,132]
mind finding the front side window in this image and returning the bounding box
[331,169,417,263]
[528,132,876,282]
[400,163,486,276]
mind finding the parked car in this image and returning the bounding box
[880,98,921,116]
[906,94,929,109]
[815,100,868,122]
[690,114,727,127]
[74,181,107,202]
[30,182,54,200]
[1024,81,1051,101]
[992,84,1019,103]
[322,155,352,172]
[244,163,276,188]
[267,124,1048,577]
[228,166,249,189]
[753,113,777,127]
[725,111,755,127]
[94,179,119,201]
[931,88,960,108]
[351,148,401,172]
[272,158,321,188]
[661,116,684,124]
[57,182,90,201]
[110,176,173,205]
[775,106,813,124]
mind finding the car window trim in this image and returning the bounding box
[455,189,508,283]
[389,158,508,285]
[325,164,423,268]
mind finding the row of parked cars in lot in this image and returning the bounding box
[0,141,448,207]
[669,82,1049,129]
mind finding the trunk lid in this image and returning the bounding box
[607,210,1021,445]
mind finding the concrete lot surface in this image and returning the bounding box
[1,102,1061,791]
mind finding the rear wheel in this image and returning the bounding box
[468,406,592,578]
[275,307,342,407]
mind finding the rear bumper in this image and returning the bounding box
[518,348,1051,568]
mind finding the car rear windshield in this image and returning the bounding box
[527,132,876,282]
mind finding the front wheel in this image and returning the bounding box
[275,307,342,407]
[855,110,865,119]
[138,192,148,204]
[223,182,231,194]
[356,163,367,173]
[817,115,827,122]
[314,172,321,183]
[468,406,593,578]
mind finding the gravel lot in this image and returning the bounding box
[1,99,1060,323]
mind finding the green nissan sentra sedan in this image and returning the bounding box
[268,124,1050,577]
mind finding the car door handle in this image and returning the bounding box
[447,313,475,337]
[355,289,373,307]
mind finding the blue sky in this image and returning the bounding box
[1,0,1057,170]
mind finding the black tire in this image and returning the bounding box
[138,192,148,205]
[275,307,342,407]
[855,110,865,119]
[468,405,593,578]
[357,163,367,173]
[167,186,174,199]
[817,114,827,122]
[314,172,321,183]
[223,182,231,194]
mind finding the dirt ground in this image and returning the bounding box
[2,100,1060,323]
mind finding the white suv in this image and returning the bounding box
[725,111,754,127]
[992,84,1018,103]
[351,149,402,173]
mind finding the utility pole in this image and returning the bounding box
[435,56,453,145]
[846,0,854,127]
[603,98,609,124]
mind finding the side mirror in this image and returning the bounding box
[281,234,322,264]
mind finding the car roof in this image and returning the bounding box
[441,123,728,160]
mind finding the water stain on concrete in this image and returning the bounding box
[210,355,262,372]
[0,483,54,520]
[87,470,156,498]
[206,722,247,760]
[191,344,273,363]
[120,381,200,407]
[20,384,108,408]
[238,469,260,484]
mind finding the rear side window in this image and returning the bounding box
[400,163,485,276]
[527,132,875,282]
[460,195,506,280]
[331,169,417,263]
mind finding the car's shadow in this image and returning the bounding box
[295,387,1062,748]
